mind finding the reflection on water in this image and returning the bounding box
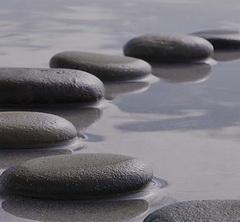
[151,62,212,83]
[213,50,240,62]
[2,198,149,222]
[104,79,151,100]
[0,177,170,222]
[0,149,72,169]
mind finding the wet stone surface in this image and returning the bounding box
[0,68,104,105]
[0,153,153,199]
[144,200,240,222]
[0,112,77,149]
[123,34,213,63]
[50,51,152,81]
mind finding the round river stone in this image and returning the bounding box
[192,29,240,49]
[123,34,213,62]
[49,51,151,81]
[0,153,153,199]
[0,112,77,149]
[144,200,240,222]
[0,68,104,105]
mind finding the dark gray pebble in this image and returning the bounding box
[144,200,240,222]
[192,29,240,49]
[0,153,153,199]
[49,51,151,81]
[0,112,77,149]
[0,68,104,105]
[123,34,213,62]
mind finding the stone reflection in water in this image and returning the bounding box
[2,197,149,222]
[104,80,150,100]
[151,62,212,83]
[213,50,240,62]
[0,149,72,169]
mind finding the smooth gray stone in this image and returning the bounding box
[0,153,153,199]
[0,112,77,149]
[123,34,213,62]
[0,105,102,136]
[49,51,151,81]
[0,68,104,105]
[144,200,240,222]
[192,29,240,49]
[2,197,149,222]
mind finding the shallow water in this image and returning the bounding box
[1,0,240,221]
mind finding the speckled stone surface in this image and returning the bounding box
[0,68,104,104]
[144,200,240,222]
[0,112,77,148]
[192,29,240,49]
[0,153,153,199]
[123,34,213,62]
[49,51,151,81]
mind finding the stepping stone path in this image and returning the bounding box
[0,153,153,199]
[0,112,77,149]
[0,68,104,105]
[49,51,151,81]
[144,200,240,222]
[192,29,240,49]
[123,34,213,62]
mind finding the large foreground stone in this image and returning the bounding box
[123,34,213,62]
[192,29,240,49]
[49,51,151,81]
[0,112,77,149]
[0,68,104,105]
[0,153,153,199]
[144,200,240,222]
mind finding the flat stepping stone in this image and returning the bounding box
[0,68,104,105]
[123,34,213,63]
[144,200,240,222]
[0,153,153,199]
[49,51,151,81]
[192,29,240,49]
[0,112,77,149]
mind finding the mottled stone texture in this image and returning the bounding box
[123,34,213,62]
[144,200,240,222]
[50,51,151,81]
[0,68,104,104]
[0,153,153,199]
[0,112,77,148]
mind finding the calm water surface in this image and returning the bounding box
[1,0,240,221]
